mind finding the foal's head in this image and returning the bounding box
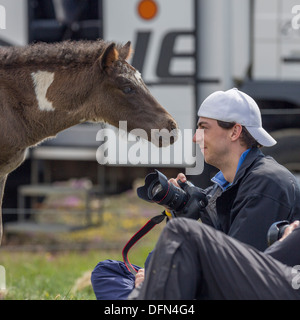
[90,42,178,146]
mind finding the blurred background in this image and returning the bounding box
[0,0,300,299]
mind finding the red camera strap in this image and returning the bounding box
[122,214,166,275]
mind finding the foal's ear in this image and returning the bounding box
[119,41,133,60]
[99,43,119,70]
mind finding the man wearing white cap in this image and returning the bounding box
[127,89,300,300]
[172,88,300,251]
[92,89,300,300]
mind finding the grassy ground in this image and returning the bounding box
[0,184,165,300]
[1,246,154,300]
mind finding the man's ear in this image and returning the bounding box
[99,43,119,70]
[231,124,243,141]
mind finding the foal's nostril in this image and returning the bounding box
[169,120,178,131]
[168,119,179,145]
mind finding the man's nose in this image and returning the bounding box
[193,132,197,143]
[193,129,204,144]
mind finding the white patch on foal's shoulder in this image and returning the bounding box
[31,71,55,112]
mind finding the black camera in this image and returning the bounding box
[137,170,207,220]
[267,220,290,246]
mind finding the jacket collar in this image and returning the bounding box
[211,148,264,190]
[232,147,264,185]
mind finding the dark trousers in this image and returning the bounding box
[130,218,300,300]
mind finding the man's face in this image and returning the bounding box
[193,117,231,168]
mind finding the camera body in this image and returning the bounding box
[137,170,207,220]
[138,172,292,243]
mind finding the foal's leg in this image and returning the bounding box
[0,175,7,245]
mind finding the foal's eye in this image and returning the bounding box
[122,87,134,94]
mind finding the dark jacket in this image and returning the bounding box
[200,148,300,251]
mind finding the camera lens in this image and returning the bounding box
[137,169,208,219]
[151,182,164,198]
[149,178,188,211]
[137,170,188,211]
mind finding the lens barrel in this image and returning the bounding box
[137,170,189,211]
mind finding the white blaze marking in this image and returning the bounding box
[31,71,55,112]
[134,70,142,82]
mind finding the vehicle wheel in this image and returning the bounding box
[262,129,300,185]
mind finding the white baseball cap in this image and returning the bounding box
[198,88,277,147]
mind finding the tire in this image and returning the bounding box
[262,129,300,172]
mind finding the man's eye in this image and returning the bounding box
[122,87,134,94]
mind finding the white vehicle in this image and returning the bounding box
[0,0,299,184]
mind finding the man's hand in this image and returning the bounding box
[279,220,300,242]
[135,269,145,288]
[168,173,187,188]
[168,173,207,220]
[167,173,187,219]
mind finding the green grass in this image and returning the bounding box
[1,245,154,300]
[0,185,165,300]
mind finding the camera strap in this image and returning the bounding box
[122,213,166,275]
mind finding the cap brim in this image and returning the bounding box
[246,127,277,147]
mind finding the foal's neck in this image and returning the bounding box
[20,66,96,147]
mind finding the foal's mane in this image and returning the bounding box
[0,40,118,68]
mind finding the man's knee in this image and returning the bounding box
[166,217,203,232]
[163,218,216,246]
[164,218,192,236]
[163,218,203,239]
